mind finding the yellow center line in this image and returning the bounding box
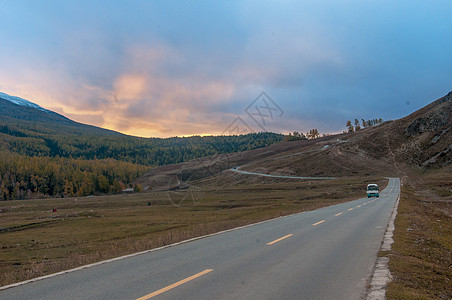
[334,212,343,216]
[136,269,214,300]
[348,208,354,211]
[266,234,293,245]
[312,220,325,226]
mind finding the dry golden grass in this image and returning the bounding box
[386,182,452,300]
[0,177,385,286]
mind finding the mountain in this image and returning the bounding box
[333,91,452,172]
[0,92,49,112]
[0,92,284,165]
[0,92,122,137]
[135,91,452,190]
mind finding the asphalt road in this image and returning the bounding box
[229,167,336,180]
[0,178,400,300]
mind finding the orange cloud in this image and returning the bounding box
[0,41,294,138]
[114,74,146,102]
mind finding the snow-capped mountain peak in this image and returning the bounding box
[0,91,49,112]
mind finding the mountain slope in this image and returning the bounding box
[0,92,49,112]
[0,92,284,165]
[259,91,452,176]
[342,91,452,170]
[0,95,122,137]
[135,91,452,190]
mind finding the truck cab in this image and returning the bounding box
[367,184,379,198]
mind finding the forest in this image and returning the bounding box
[0,151,148,200]
[0,120,283,165]
[0,121,284,200]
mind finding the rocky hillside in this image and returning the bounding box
[346,91,452,170]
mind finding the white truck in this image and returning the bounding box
[367,184,379,198]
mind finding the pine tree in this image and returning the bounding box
[346,120,354,133]
[354,119,361,131]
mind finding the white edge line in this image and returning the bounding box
[0,208,306,291]
[366,178,400,299]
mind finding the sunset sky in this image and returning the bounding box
[0,1,451,137]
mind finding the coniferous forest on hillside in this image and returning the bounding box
[0,119,283,199]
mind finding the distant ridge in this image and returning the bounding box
[0,92,122,137]
[0,91,284,167]
[0,91,49,112]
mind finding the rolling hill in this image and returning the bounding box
[135,91,452,190]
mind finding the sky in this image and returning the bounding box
[0,1,451,137]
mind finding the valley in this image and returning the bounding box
[0,91,451,298]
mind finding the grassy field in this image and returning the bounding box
[0,176,386,287]
[385,174,452,300]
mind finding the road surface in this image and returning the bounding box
[0,178,400,300]
[229,167,335,180]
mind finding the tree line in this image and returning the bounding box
[283,129,322,141]
[0,151,149,200]
[345,118,383,133]
[0,126,284,199]
[0,123,284,166]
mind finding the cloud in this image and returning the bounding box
[0,1,351,137]
[114,74,146,102]
[1,1,451,138]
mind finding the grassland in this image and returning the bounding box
[0,176,386,287]
[386,173,452,300]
